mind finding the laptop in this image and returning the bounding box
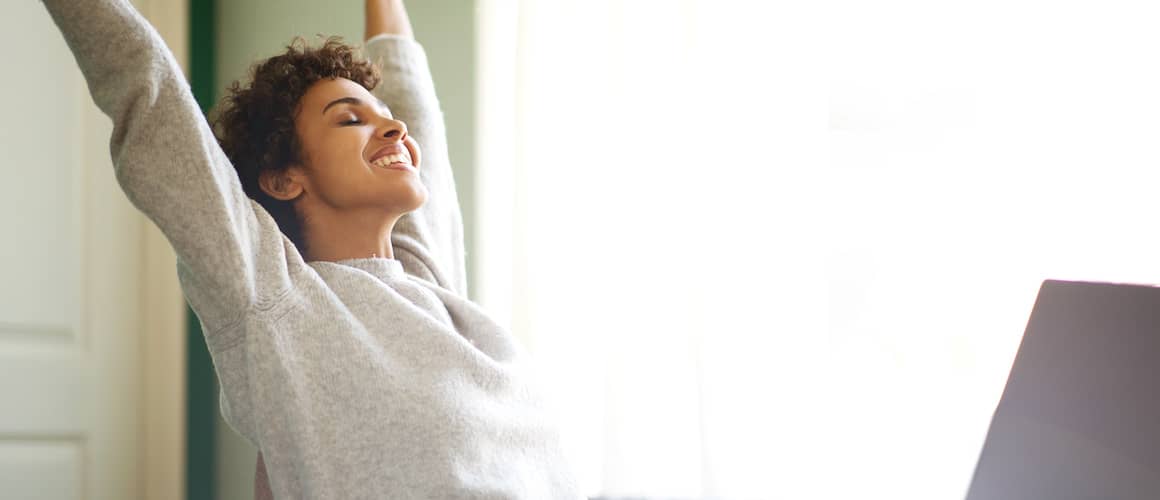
[964,279,1160,499]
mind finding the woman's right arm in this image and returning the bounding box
[42,0,294,334]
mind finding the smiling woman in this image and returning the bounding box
[217,59,429,262]
[40,0,583,497]
[212,37,390,255]
[266,76,429,263]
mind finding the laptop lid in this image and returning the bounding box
[964,279,1160,500]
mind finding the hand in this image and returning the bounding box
[366,0,415,40]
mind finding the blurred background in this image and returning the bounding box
[19,0,1160,499]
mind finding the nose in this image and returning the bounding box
[378,118,408,142]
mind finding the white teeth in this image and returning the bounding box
[371,151,412,168]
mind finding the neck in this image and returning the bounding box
[300,209,399,262]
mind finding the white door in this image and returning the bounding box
[0,2,185,499]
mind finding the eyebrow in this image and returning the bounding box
[321,96,390,116]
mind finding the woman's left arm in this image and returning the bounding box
[364,0,469,296]
[366,0,413,39]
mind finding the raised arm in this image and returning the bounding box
[363,0,469,296]
[366,0,414,39]
[42,0,294,336]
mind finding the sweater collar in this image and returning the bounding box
[332,257,406,280]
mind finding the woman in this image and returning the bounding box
[42,0,581,497]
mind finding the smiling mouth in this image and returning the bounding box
[370,150,413,170]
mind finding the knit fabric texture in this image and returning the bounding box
[42,0,582,497]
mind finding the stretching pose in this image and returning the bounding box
[42,0,580,497]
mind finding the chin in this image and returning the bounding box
[410,185,429,208]
[395,186,428,214]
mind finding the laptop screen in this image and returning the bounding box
[965,280,1160,500]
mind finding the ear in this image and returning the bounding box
[258,167,305,201]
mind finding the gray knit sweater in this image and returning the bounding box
[43,0,581,497]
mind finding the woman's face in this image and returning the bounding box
[290,77,425,218]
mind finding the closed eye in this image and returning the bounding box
[339,118,362,126]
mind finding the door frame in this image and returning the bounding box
[133,0,189,498]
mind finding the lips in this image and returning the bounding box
[371,153,413,170]
[368,143,414,170]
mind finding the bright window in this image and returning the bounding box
[479,0,1160,498]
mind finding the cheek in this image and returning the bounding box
[405,136,422,169]
[311,130,369,167]
[296,125,331,167]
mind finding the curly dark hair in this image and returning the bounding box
[212,36,381,254]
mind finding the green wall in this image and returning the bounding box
[188,1,217,499]
[204,2,477,498]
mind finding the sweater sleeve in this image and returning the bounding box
[42,0,295,336]
[364,35,469,297]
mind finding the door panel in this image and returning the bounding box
[0,441,81,500]
[0,2,151,499]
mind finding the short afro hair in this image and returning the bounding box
[212,36,382,254]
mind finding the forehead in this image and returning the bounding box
[300,77,389,114]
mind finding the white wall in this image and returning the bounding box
[212,2,476,498]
